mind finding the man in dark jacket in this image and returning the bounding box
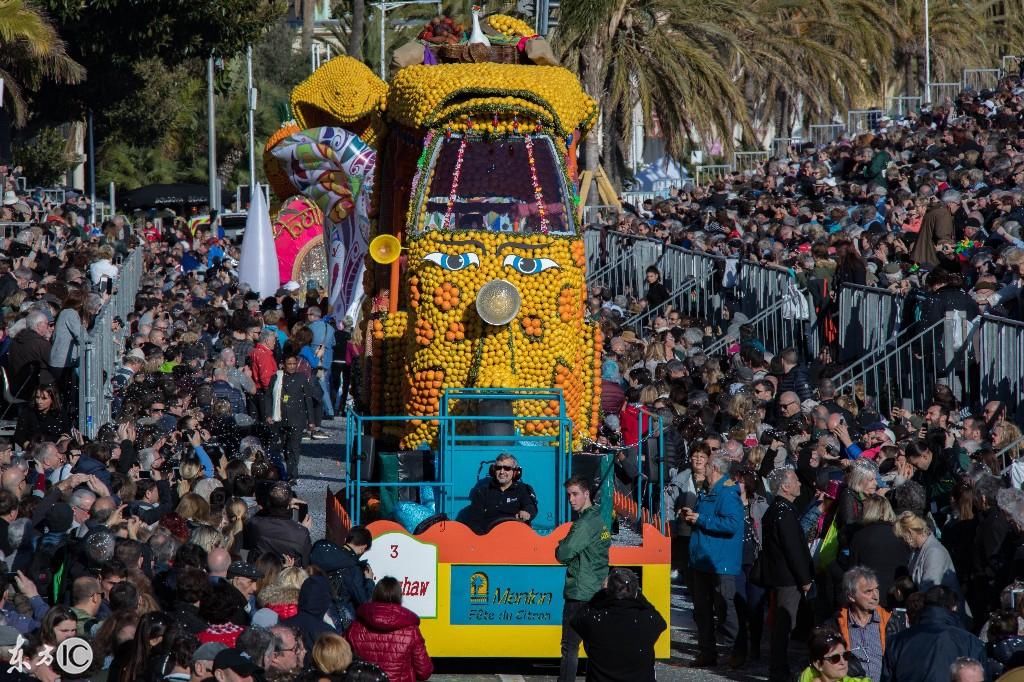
[758,467,813,682]
[263,354,317,476]
[461,453,539,534]
[242,481,313,566]
[4,310,53,399]
[168,567,210,635]
[211,365,247,414]
[572,567,666,682]
[280,575,338,651]
[775,347,813,402]
[881,586,986,682]
[309,527,376,630]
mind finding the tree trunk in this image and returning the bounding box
[302,0,315,55]
[350,0,365,61]
[903,54,914,97]
[581,38,604,206]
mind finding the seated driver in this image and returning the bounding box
[463,453,539,533]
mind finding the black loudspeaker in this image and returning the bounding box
[476,398,515,445]
[396,450,435,502]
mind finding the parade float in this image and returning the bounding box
[263,11,669,659]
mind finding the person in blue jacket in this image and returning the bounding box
[680,453,745,668]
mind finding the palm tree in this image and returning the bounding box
[0,0,85,126]
[739,0,896,139]
[888,0,985,98]
[556,0,754,188]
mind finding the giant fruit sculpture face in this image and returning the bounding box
[267,47,603,448]
[390,228,601,448]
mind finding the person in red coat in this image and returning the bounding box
[347,577,433,682]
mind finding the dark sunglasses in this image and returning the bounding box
[494,465,516,472]
[822,651,853,664]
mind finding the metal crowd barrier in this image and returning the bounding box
[581,204,620,226]
[848,109,883,134]
[584,228,602,274]
[772,138,802,159]
[78,248,143,437]
[807,124,845,149]
[963,68,1001,92]
[837,284,904,363]
[0,222,31,239]
[695,165,733,186]
[620,278,698,335]
[730,261,818,358]
[998,434,1024,476]
[1002,55,1020,76]
[832,312,971,415]
[587,231,663,299]
[733,151,769,174]
[621,190,671,205]
[887,96,922,117]
[930,82,962,105]
[658,245,727,325]
[970,314,1024,421]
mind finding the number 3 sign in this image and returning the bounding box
[362,532,439,618]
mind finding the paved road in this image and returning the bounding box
[299,417,783,681]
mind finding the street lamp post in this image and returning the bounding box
[207,56,218,214]
[247,46,257,186]
[924,0,931,103]
[372,0,444,79]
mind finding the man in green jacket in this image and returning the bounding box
[555,475,611,682]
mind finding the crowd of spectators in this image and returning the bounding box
[587,77,1024,681]
[0,175,424,681]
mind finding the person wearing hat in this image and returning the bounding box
[226,560,263,617]
[910,190,958,266]
[192,642,228,682]
[570,567,667,682]
[212,648,262,682]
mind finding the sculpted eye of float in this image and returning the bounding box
[424,252,481,270]
[502,254,559,274]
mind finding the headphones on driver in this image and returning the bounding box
[489,459,523,482]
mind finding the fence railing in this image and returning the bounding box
[620,277,698,335]
[847,109,883,134]
[807,124,845,149]
[970,313,1024,421]
[887,96,922,117]
[621,190,671,205]
[659,245,727,325]
[963,68,1001,92]
[832,312,971,415]
[998,434,1024,476]
[695,164,733,186]
[585,231,664,300]
[78,248,143,437]
[581,204,620,226]
[929,82,962,106]
[733,151,770,174]
[729,260,818,359]
[836,284,904,363]
[771,137,802,159]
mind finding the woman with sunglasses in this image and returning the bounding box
[799,628,870,682]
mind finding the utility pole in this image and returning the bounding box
[207,55,218,214]
[247,46,257,185]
